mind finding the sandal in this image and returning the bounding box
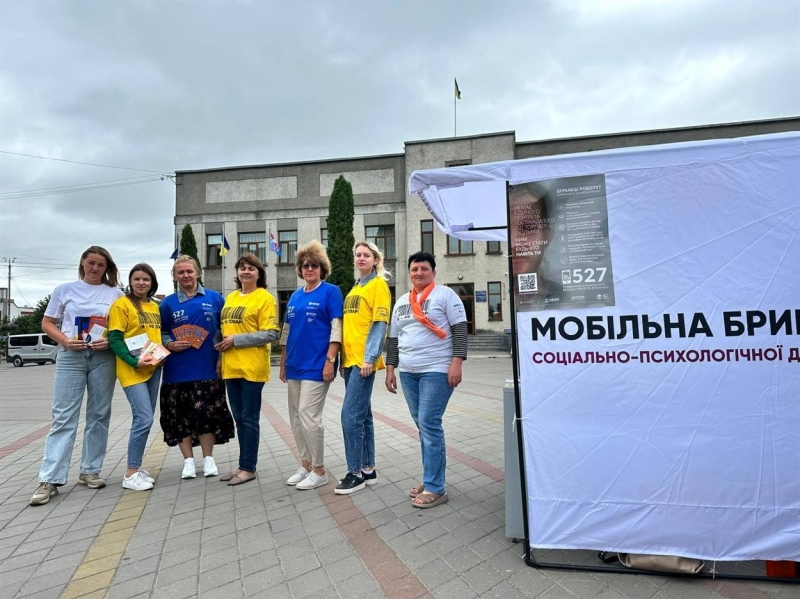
[408,483,425,498]
[411,492,449,509]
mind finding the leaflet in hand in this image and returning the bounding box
[85,323,108,343]
[139,340,170,363]
[75,315,107,341]
[124,333,150,357]
[171,324,209,349]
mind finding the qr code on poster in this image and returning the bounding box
[518,273,538,293]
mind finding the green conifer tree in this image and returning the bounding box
[326,176,355,297]
[179,224,203,285]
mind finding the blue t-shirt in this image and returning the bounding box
[284,282,344,382]
[160,287,225,384]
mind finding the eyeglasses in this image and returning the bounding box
[301,263,320,270]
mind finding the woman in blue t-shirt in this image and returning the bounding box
[159,255,234,480]
[279,241,344,491]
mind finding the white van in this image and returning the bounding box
[6,333,59,367]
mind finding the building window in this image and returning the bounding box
[487,241,502,254]
[278,290,293,324]
[279,230,297,264]
[320,228,328,249]
[447,235,473,256]
[239,232,266,264]
[488,282,503,321]
[365,225,396,259]
[206,234,222,267]
[421,220,434,254]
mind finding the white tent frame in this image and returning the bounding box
[407,132,800,582]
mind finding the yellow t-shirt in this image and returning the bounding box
[108,296,162,388]
[342,276,391,370]
[220,288,279,382]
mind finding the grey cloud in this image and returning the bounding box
[0,0,797,305]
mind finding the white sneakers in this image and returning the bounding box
[122,471,153,491]
[181,459,197,479]
[182,457,218,478]
[296,470,328,490]
[203,456,218,477]
[286,466,311,486]
[123,458,217,489]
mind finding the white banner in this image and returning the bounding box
[411,133,800,561]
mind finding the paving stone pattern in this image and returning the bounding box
[0,358,795,598]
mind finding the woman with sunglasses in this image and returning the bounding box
[279,241,343,490]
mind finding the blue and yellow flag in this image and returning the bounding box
[454,78,461,100]
[219,236,230,257]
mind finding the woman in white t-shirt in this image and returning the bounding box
[385,252,468,509]
[30,246,123,506]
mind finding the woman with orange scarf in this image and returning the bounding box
[385,252,468,508]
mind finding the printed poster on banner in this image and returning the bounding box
[509,174,615,313]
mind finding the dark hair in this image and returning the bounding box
[78,246,119,287]
[126,263,158,314]
[509,183,550,234]
[295,240,332,280]
[407,251,436,271]
[234,252,267,289]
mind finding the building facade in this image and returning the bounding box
[174,117,799,335]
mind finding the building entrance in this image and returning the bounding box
[446,283,475,335]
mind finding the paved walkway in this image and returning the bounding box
[0,358,796,598]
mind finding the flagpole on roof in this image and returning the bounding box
[454,78,462,137]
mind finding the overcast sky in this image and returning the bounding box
[1,0,798,307]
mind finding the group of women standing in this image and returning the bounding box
[30,247,276,504]
[279,243,467,509]
[30,242,467,511]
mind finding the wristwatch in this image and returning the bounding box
[326,356,336,364]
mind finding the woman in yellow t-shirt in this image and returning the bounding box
[335,240,392,495]
[108,264,163,492]
[215,252,279,486]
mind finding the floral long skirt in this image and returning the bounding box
[159,379,235,447]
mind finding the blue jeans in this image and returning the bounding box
[342,366,376,474]
[38,348,116,485]
[124,368,162,469]
[226,379,264,472]
[399,371,453,495]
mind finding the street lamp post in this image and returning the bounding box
[2,257,16,324]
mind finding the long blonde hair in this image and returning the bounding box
[353,240,391,280]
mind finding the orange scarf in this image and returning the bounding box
[410,283,447,339]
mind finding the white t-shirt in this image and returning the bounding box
[45,280,124,340]
[389,284,467,374]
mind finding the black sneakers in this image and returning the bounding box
[361,469,378,485]
[335,472,366,495]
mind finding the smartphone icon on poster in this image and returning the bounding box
[562,270,571,285]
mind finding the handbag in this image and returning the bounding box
[598,551,705,574]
